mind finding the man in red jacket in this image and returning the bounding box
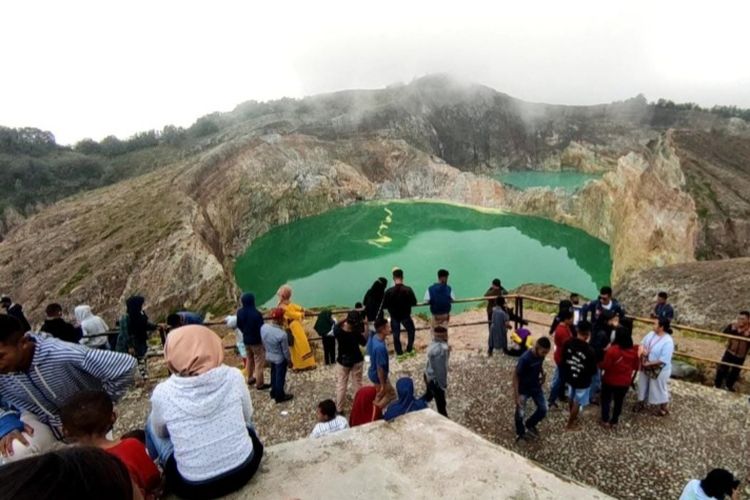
[548,311,574,409]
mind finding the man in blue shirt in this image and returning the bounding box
[513,337,551,441]
[424,269,455,330]
[367,318,395,408]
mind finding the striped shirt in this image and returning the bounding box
[309,415,349,439]
[0,333,137,439]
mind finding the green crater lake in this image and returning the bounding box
[235,202,612,311]
[498,171,601,193]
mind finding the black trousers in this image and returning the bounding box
[422,379,448,417]
[600,384,628,425]
[322,336,336,365]
[714,351,746,390]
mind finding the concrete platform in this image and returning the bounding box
[228,410,613,499]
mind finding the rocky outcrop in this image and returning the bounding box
[504,132,699,283]
[671,129,750,260]
[617,257,750,330]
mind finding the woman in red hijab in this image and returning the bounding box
[349,386,383,427]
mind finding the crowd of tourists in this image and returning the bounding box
[0,266,747,499]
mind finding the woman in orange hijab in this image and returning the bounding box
[277,285,316,371]
[147,325,264,499]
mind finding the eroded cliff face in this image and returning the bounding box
[505,132,698,283]
[0,127,705,323]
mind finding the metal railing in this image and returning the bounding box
[88,293,748,372]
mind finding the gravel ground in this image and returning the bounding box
[114,312,750,500]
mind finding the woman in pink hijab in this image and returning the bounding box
[146,325,264,499]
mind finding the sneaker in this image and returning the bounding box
[276,394,294,403]
[526,426,540,439]
[256,384,271,391]
[515,433,526,443]
[407,350,417,358]
[396,353,408,362]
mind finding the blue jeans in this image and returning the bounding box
[590,369,602,399]
[515,389,547,437]
[548,365,565,405]
[146,414,173,466]
[269,361,288,402]
[390,316,416,355]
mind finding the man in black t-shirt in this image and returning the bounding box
[383,268,417,358]
[562,321,597,431]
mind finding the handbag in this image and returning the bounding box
[643,364,663,379]
[285,329,295,347]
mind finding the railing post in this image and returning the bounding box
[515,295,524,330]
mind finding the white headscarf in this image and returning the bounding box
[74,305,109,335]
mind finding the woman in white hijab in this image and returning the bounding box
[74,305,110,349]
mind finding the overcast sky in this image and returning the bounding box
[2,0,749,145]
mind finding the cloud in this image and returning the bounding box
[1,0,748,144]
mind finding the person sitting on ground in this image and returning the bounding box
[166,311,204,330]
[651,291,675,323]
[334,310,368,414]
[349,386,384,427]
[635,318,674,417]
[383,267,418,359]
[548,311,575,409]
[383,377,427,422]
[507,326,533,357]
[116,295,157,380]
[679,468,741,500]
[422,326,450,417]
[41,303,81,344]
[75,305,110,350]
[0,446,142,500]
[60,390,160,499]
[0,315,136,464]
[484,278,508,331]
[599,327,639,430]
[424,269,455,330]
[561,321,597,431]
[261,308,294,403]
[363,277,388,326]
[0,295,31,333]
[313,309,336,365]
[237,293,270,390]
[276,285,316,371]
[513,337,551,441]
[489,296,511,356]
[310,399,349,438]
[714,310,750,392]
[367,318,396,410]
[581,286,626,324]
[146,325,264,499]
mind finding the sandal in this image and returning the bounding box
[655,408,669,417]
[631,402,645,413]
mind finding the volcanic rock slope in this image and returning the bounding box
[0,75,747,323]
